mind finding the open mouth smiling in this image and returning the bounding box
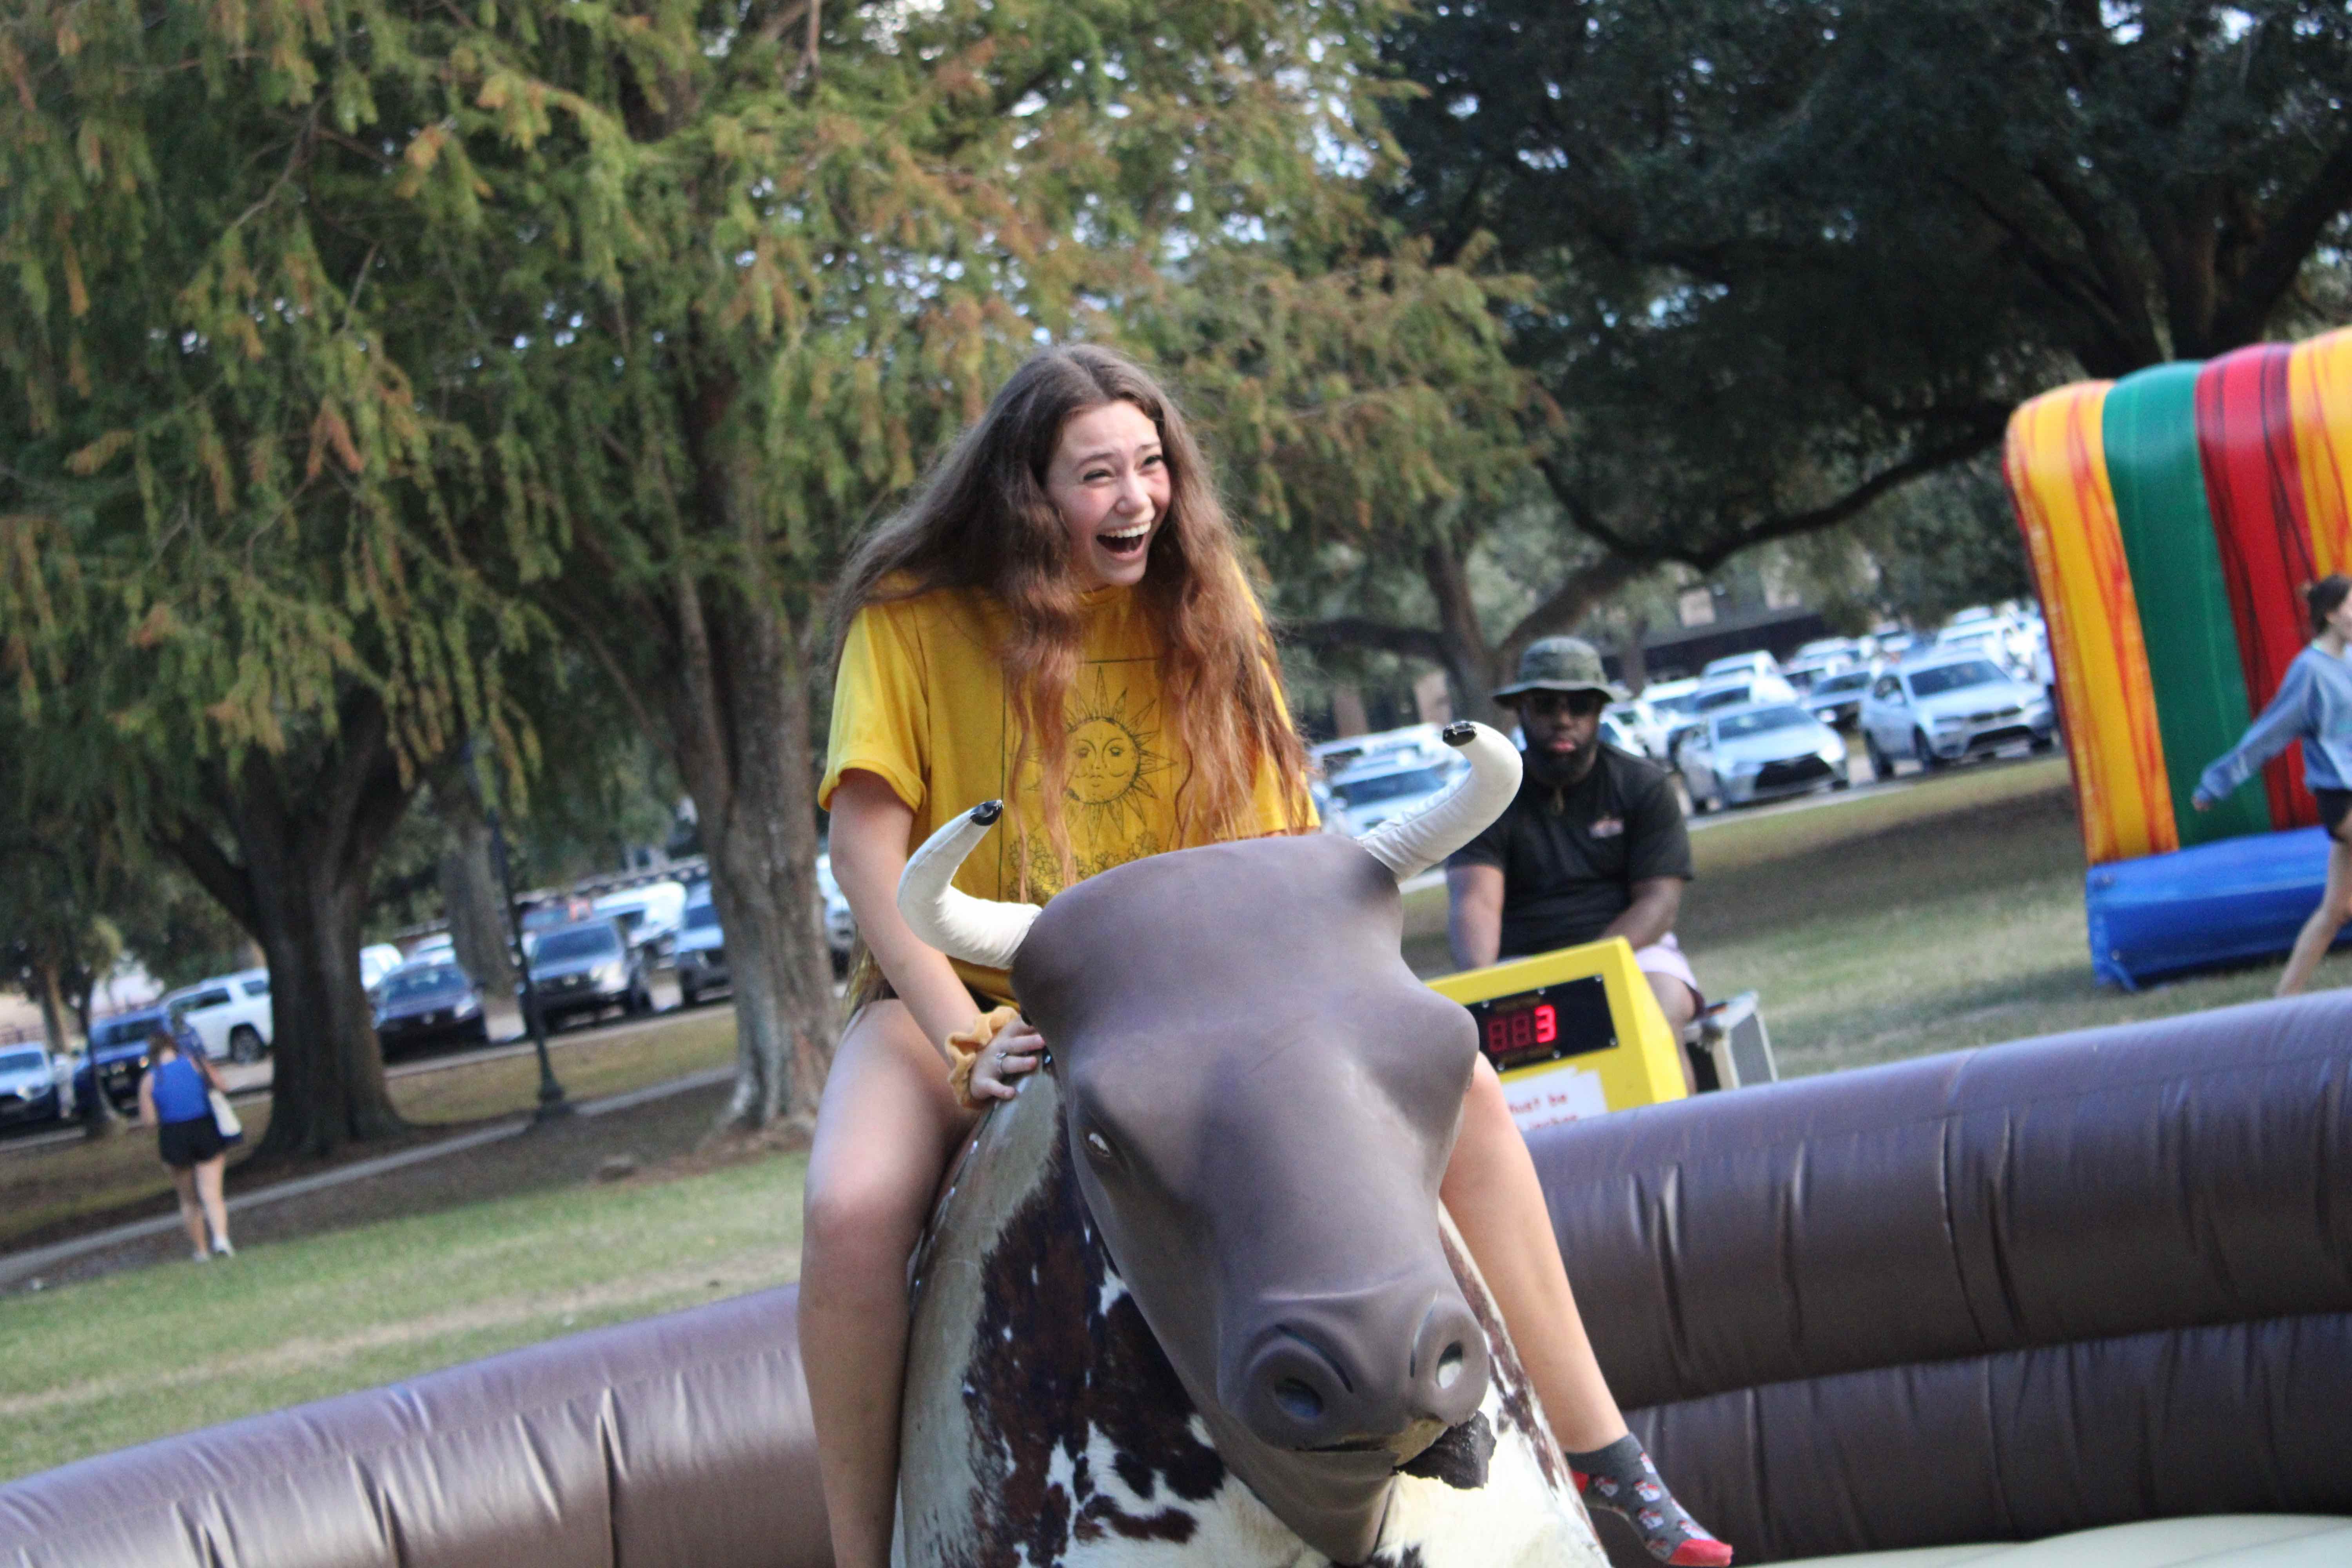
[1098,521,1151,558]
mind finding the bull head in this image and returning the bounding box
[897,721,1523,1563]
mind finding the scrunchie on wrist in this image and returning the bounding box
[944,1005,1022,1112]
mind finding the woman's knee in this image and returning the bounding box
[804,1154,936,1272]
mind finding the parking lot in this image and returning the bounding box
[0,968,721,1158]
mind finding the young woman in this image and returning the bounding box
[805,345,1730,1568]
[136,1027,234,1261]
[2194,573,2352,996]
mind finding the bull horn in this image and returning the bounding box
[896,800,1041,971]
[1354,721,1523,882]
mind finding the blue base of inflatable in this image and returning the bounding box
[2087,827,2349,989]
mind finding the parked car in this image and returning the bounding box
[76,1007,198,1114]
[1780,647,1858,692]
[1802,666,1876,730]
[1665,673,1800,762]
[1793,636,1862,666]
[1677,702,1851,813]
[372,961,490,1055]
[816,855,855,975]
[1858,653,2057,777]
[519,918,652,1032]
[1933,624,2022,676]
[1701,650,1783,682]
[359,943,406,996]
[405,933,456,966]
[1604,697,1673,763]
[1324,751,1470,838]
[164,969,273,1063]
[674,888,731,1007]
[593,880,689,963]
[0,1044,62,1128]
[1308,723,1448,784]
[1867,624,1927,663]
[1597,710,1642,758]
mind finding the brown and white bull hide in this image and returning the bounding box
[896,1069,1602,1568]
[891,835,1607,1568]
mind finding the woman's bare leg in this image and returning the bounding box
[2277,834,2352,996]
[801,1001,976,1568]
[1444,1057,1730,1562]
[168,1165,207,1256]
[194,1156,230,1249]
[1441,1056,1624,1451]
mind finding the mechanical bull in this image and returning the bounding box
[890,722,1607,1568]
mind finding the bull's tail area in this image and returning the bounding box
[897,800,1041,971]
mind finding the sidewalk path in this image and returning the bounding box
[0,1066,733,1291]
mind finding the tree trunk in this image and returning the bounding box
[669,592,838,1134]
[1615,615,1651,695]
[34,957,71,1060]
[164,688,417,1158]
[647,367,840,1133]
[433,782,518,996]
[1419,540,1503,727]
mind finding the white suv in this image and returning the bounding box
[166,969,274,1063]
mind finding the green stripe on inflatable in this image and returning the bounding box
[2101,363,2267,848]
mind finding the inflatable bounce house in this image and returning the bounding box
[2004,326,2352,987]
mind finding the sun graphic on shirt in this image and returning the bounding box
[1062,671,1169,839]
[1022,669,1172,895]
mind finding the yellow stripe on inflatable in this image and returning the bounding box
[2004,384,2178,863]
[2285,325,2352,580]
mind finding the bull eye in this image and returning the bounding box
[1083,1128,1116,1163]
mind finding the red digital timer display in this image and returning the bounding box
[1463,975,1615,1073]
[1484,1002,1558,1057]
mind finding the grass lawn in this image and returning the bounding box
[0,1141,803,1481]
[1403,756,2350,1075]
[5,761,2346,1482]
[0,1010,740,1254]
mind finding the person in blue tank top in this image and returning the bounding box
[2193,574,2352,996]
[137,1028,235,1261]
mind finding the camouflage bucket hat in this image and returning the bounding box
[1492,636,1626,702]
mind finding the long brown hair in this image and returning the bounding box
[833,345,1312,892]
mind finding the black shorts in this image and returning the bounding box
[2318,788,2352,843]
[158,1115,226,1170]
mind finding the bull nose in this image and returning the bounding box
[1229,1287,1489,1452]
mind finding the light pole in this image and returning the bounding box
[462,742,570,1122]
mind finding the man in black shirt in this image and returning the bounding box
[1446,637,1703,1036]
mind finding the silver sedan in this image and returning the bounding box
[1677,702,1851,813]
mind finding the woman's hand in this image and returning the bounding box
[965,1016,1045,1101]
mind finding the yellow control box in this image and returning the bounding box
[1427,938,1688,1133]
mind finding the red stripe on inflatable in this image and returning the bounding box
[2193,344,2319,830]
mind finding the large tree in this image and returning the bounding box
[0,6,534,1155]
[373,0,1406,1128]
[5,0,1412,1135]
[1294,0,2352,708]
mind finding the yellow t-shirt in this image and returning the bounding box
[820,583,1306,1002]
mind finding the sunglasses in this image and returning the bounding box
[1518,690,1606,719]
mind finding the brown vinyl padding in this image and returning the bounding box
[1,993,2344,1567]
[1526,990,2352,1566]
[0,1285,830,1568]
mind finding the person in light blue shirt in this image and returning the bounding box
[2193,574,2352,995]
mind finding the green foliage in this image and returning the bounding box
[1379,0,2352,570]
[0,2,539,805]
[1782,454,2034,633]
[104,864,256,995]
